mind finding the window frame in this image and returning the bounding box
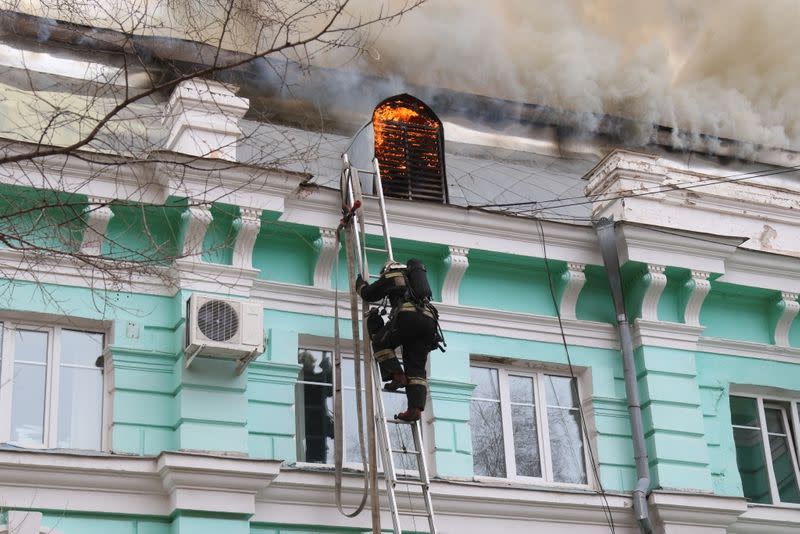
[470,361,592,488]
[295,336,427,474]
[0,320,109,451]
[731,391,800,508]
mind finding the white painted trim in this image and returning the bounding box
[80,197,114,256]
[174,259,259,296]
[684,271,711,326]
[697,337,800,364]
[648,490,747,531]
[632,320,705,352]
[559,262,586,320]
[774,292,800,348]
[730,504,800,534]
[721,250,800,294]
[441,246,469,305]
[251,280,619,350]
[312,228,339,289]
[640,264,667,321]
[179,205,213,258]
[232,207,263,270]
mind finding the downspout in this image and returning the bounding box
[594,218,654,534]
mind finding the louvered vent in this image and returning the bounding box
[197,300,239,342]
[373,94,448,203]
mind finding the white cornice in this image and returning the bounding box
[648,490,747,530]
[281,186,603,266]
[617,224,743,274]
[0,449,281,516]
[633,319,705,352]
[730,504,800,534]
[251,279,619,349]
[175,260,259,296]
[697,337,800,364]
[720,249,800,293]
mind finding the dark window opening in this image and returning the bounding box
[373,94,448,204]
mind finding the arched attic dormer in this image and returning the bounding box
[373,94,448,203]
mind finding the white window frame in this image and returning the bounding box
[0,320,108,450]
[295,336,428,474]
[470,362,592,488]
[731,392,800,508]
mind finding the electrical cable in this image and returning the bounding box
[533,214,617,534]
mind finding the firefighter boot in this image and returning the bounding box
[383,372,407,392]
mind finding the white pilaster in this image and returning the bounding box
[441,246,469,304]
[774,292,800,347]
[313,228,339,289]
[684,270,711,326]
[233,207,262,270]
[559,262,586,320]
[180,205,213,259]
[641,264,667,321]
[80,196,114,256]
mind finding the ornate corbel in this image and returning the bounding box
[233,207,262,269]
[313,228,339,288]
[640,264,667,321]
[179,205,213,259]
[441,246,469,304]
[559,262,586,320]
[683,270,711,326]
[80,196,114,256]
[774,292,799,347]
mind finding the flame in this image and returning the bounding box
[373,104,437,151]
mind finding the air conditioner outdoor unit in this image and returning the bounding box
[185,294,264,374]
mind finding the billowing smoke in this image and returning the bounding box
[325,0,800,151]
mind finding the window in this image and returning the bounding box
[295,347,414,469]
[0,322,105,449]
[469,364,587,484]
[731,395,800,505]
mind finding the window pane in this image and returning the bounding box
[295,381,334,463]
[509,375,534,403]
[768,434,800,504]
[470,399,505,477]
[547,407,587,483]
[545,375,579,408]
[15,329,47,363]
[384,390,417,471]
[730,396,760,427]
[10,330,48,445]
[298,349,333,385]
[764,407,784,435]
[511,404,541,477]
[57,366,102,449]
[733,427,772,503]
[471,367,500,400]
[60,330,104,366]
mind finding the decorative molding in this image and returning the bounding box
[730,503,800,534]
[250,279,619,350]
[684,270,711,326]
[640,264,667,321]
[559,262,586,320]
[441,246,469,304]
[648,490,747,532]
[80,196,114,256]
[0,449,281,517]
[633,319,705,352]
[697,337,800,364]
[174,259,259,296]
[312,228,339,289]
[180,205,213,259]
[774,292,800,347]
[233,207,262,270]
[720,249,800,294]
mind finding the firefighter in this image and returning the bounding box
[356,259,440,422]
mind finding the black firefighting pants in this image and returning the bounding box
[368,308,436,411]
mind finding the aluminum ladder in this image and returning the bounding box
[341,154,438,534]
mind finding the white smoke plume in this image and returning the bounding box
[328,0,800,150]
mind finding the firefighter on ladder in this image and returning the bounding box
[356,259,443,422]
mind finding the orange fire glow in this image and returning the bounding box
[373,104,437,150]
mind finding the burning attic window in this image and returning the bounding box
[373,94,448,203]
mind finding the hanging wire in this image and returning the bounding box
[533,210,617,534]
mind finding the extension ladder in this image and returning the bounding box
[341,154,438,534]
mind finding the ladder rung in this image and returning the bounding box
[401,510,432,517]
[393,478,428,487]
[351,167,376,175]
[365,246,388,253]
[391,448,421,455]
[368,273,381,279]
[386,418,415,425]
